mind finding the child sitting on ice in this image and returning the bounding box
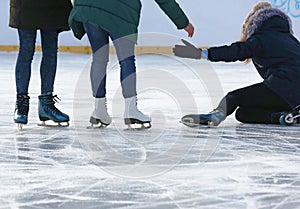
[173,2,300,126]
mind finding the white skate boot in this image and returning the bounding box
[89,97,112,128]
[124,96,151,129]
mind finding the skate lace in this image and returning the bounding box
[16,96,29,115]
[52,95,61,103]
[45,95,63,114]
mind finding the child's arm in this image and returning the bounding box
[173,37,263,62]
[208,38,262,62]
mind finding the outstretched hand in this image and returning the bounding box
[173,39,202,59]
[184,23,194,37]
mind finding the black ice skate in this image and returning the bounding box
[181,110,226,128]
[14,94,30,130]
[124,96,151,129]
[38,93,70,127]
[279,105,300,126]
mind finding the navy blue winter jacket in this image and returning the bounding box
[208,8,300,108]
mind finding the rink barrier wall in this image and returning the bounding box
[0,45,208,54]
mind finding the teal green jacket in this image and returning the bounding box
[69,0,190,41]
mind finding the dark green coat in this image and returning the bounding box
[9,0,73,31]
[69,0,190,41]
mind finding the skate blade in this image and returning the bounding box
[180,113,219,129]
[180,120,213,129]
[125,122,151,130]
[87,123,109,129]
[88,116,111,129]
[38,121,69,127]
[282,105,300,125]
[124,118,151,130]
[16,123,24,130]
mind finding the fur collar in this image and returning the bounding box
[245,7,293,38]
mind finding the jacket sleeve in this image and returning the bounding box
[154,0,189,29]
[208,36,263,62]
[68,11,85,40]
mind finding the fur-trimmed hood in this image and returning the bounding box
[245,7,293,38]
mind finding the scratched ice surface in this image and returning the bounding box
[0,52,299,209]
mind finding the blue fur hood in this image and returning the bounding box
[245,7,293,38]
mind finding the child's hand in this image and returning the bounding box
[173,39,202,59]
[184,23,194,37]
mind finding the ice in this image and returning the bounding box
[0,52,300,209]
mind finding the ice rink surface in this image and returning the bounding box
[0,52,299,209]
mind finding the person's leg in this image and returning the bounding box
[40,29,58,94]
[83,22,109,98]
[110,36,136,98]
[235,107,283,124]
[111,35,150,126]
[216,82,290,116]
[218,82,290,124]
[38,30,69,125]
[190,82,290,126]
[14,30,36,125]
[15,29,36,95]
[83,23,111,126]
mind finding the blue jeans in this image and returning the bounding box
[16,29,58,95]
[83,22,137,98]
